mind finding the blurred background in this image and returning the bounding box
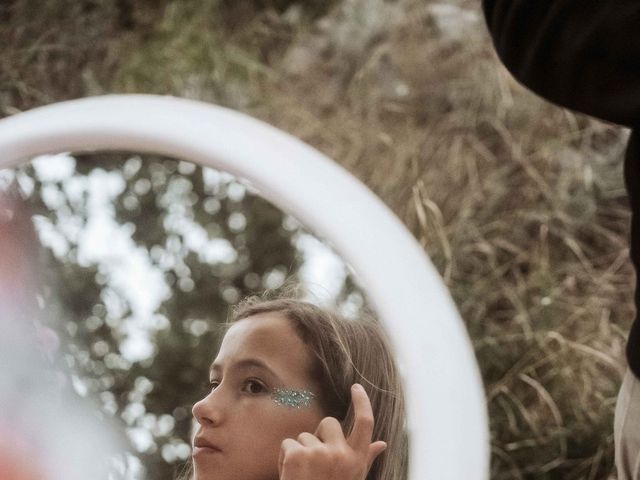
[0,0,631,479]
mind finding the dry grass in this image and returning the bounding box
[244,1,632,478]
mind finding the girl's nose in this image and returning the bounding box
[192,391,223,426]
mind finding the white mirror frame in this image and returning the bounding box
[0,95,489,480]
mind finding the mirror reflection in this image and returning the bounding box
[1,152,390,480]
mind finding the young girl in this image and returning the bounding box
[187,296,407,480]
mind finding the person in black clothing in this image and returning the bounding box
[481,1,640,478]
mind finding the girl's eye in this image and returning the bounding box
[209,380,220,390]
[242,379,267,395]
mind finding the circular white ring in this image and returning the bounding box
[0,95,488,480]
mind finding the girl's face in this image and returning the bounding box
[192,313,327,480]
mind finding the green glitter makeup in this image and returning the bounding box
[272,388,315,409]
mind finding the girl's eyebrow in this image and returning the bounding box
[209,357,283,382]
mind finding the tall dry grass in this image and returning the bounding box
[246,1,632,478]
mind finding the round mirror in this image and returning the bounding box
[0,95,488,480]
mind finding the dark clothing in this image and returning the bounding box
[482,0,640,378]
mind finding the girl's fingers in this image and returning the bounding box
[297,431,322,447]
[347,384,376,453]
[280,438,302,451]
[367,440,387,469]
[314,416,346,444]
[279,438,301,471]
[282,393,385,480]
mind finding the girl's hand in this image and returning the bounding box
[278,384,387,480]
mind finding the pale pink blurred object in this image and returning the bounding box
[0,189,117,480]
[0,188,39,302]
[0,189,60,359]
[0,424,45,480]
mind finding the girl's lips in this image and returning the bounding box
[193,437,222,457]
[192,445,222,457]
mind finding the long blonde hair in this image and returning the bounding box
[232,296,408,480]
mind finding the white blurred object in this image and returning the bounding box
[0,95,489,480]
[0,193,120,480]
